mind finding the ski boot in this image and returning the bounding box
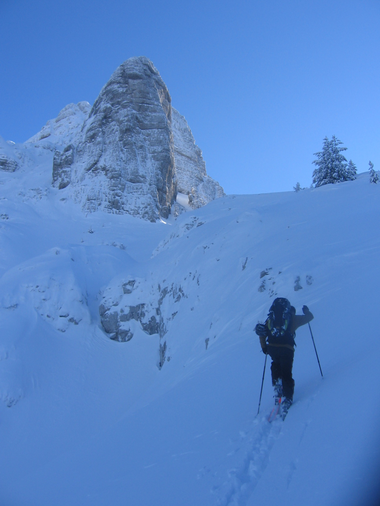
[281,397,292,420]
[273,380,283,405]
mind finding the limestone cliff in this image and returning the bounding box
[7,56,224,221]
[53,57,176,221]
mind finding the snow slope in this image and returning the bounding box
[0,162,379,506]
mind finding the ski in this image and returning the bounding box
[268,397,292,422]
[267,398,282,422]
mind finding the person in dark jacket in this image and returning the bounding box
[255,298,314,410]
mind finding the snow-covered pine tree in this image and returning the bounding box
[293,182,301,192]
[312,136,356,187]
[369,161,379,184]
[347,160,357,180]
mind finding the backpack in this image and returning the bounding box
[265,297,294,344]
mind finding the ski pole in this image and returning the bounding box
[257,353,268,415]
[308,323,323,377]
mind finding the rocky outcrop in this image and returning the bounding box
[172,108,224,209]
[1,103,91,178]
[53,57,176,221]
[0,138,20,172]
[52,144,75,190]
[99,278,185,343]
[3,58,224,219]
[0,154,19,173]
[47,56,224,221]
[99,276,191,368]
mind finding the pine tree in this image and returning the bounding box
[312,136,356,187]
[293,182,301,192]
[346,160,357,180]
[369,161,379,184]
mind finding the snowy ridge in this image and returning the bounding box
[0,170,379,505]
[0,133,54,176]
[26,101,91,148]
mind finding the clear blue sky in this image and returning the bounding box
[0,0,379,194]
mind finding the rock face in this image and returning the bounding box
[2,58,224,219]
[1,103,91,179]
[99,275,192,368]
[0,153,19,173]
[172,108,224,209]
[25,56,224,221]
[53,57,176,221]
[0,138,20,173]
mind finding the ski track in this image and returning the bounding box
[217,414,283,506]
[217,391,319,506]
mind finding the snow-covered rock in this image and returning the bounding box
[5,57,224,220]
[0,135,52,174]
[52,57,177,221]
[99,275,192,368]
[172,108,224,209]
[49,57,224,220]
[26,102,91,149]
[0,248,91,333]
[1,103,91,179]
[0,137,20,172]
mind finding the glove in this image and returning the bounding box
[302,305,310,315]
[262,345,268,355]
[255,323,267,337]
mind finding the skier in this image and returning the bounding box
[255,298,314,414]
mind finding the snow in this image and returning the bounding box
[176,191,192,210]
[0,162,380,505]
[25,102,91,148]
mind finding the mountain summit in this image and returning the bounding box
[27,56,223,221]
[0,57,224,221]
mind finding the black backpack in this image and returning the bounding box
[266,297,294,343]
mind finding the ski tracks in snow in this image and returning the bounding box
[215,391,319,506]
[216,414,284,506]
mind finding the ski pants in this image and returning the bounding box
[268,346,295,400]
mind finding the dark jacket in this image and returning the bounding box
[259,311,314,352]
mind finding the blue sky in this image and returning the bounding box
[0,0,379,194]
